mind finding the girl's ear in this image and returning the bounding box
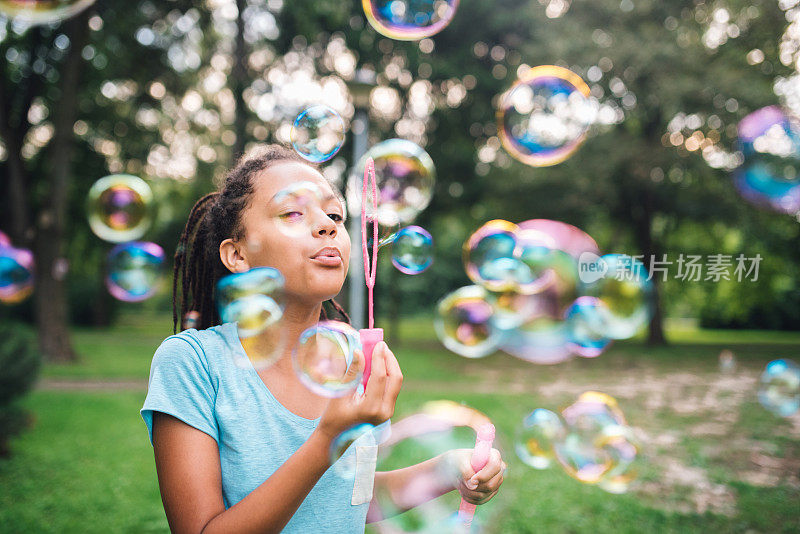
[219,238,251,273]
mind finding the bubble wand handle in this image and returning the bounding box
[359,157,383,388]
[458,423,495,530]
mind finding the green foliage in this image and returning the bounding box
[0,322,41,456]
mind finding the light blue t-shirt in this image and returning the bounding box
[141,322,377,533]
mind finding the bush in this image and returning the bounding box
[0,322,42,457]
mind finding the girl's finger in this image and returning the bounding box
[470,449,503,484]
[382,344,403,405]
[363,341,388,403]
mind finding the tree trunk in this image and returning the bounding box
[632,188,667,346]
[35,10,90,362]
[232,0,248,161]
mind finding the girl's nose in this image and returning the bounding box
[314,210,337,237]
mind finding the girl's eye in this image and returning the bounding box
[328,213,344,222]
[280,211,303,221]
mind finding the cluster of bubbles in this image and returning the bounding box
[86,175,164,302]
[291,105,346,164]
[435,218,652,364]
[497,66,596,167]
[0,0,95,26]
[758,358,800,417]
[0,231,35,305]
[215,268,367,398]
[362,0,460,40]
[516,392,639,494]
[734,106,800,215]
[332,400,495,533]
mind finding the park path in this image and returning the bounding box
[37,378,148,391]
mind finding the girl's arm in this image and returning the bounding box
[153,413,334,534]
[367,448,505,522]
[153,341,403,534]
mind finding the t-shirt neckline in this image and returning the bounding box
[223,322,321,429]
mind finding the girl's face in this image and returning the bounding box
[224,161,351,304]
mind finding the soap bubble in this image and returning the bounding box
[347,139,435,227]
[182,311,201,331]
[0,0,95,26]
[0,245,34,304]
[272,181,326,238]
[463,219,526,293]
[758,358,800,417]
[391,225,433,275]
[87,175,153,243]
[718,349,737,373]
[371,401,493,532]
[515,408,566,469]
[330,421,391,480]
[291,105,346,163]
[565,296,613,358]
[580,254,652,339]
[498,65,595,167]
[217,267,286,370]
[435,285,501,359]
[735,106,800,214]
[554,392,637,486]
[105,241,164,302]
[363,0,460,41]
[0,231,10,248]
[293,321,363,397]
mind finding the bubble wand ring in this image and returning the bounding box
[359,157,383,387]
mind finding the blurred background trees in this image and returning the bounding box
[1,0,799,361]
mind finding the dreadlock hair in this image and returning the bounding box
[172,144,351,334]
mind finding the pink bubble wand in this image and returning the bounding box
[359,157,383,387]
[458,423,496,531]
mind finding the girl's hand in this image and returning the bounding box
[448,448,506,505]
[317,341,403,442]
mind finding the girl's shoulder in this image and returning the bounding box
[153,322,238,375]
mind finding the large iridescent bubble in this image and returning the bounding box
[758,358,800,417]
[87,175,154,243]
[497,65,595,167]
[105,242,164,302]
[434,285,501,359]
[371,401,494,533]
[291,105,346,163]
[293,321,363,398]
[362,0,460,40]
[0,0,95,26]
[391,225,433,275]
[0,245,34,304]
[347,139,435,227]
[734,106,800,214]
[217,267,286,370]
[515,408,566,469]
[553,392,638,490]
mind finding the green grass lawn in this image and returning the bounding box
[2,313,798,533]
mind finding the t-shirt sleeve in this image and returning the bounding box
[141,335,219,446]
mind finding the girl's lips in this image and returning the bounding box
[309,255,343,267]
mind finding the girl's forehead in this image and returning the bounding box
[253,161,336,202]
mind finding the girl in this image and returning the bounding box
[141,145,505,533]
